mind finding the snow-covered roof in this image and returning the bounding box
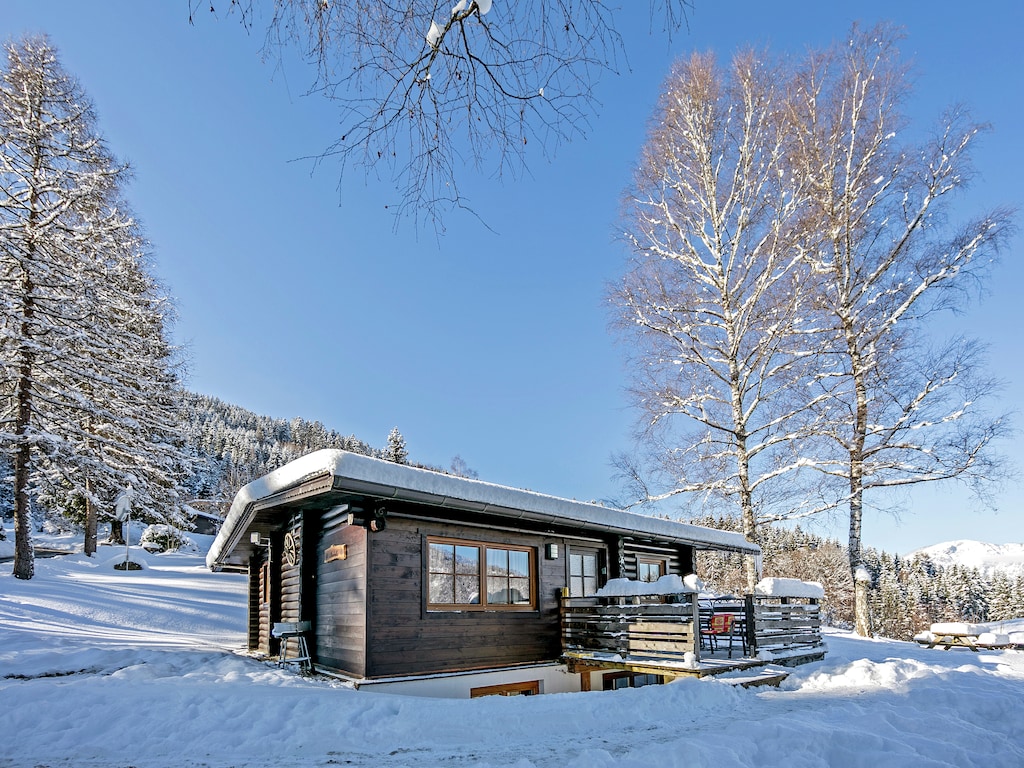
[207,449,759,570]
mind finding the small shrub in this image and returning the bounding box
[140,524,193,553]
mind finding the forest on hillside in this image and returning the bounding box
[0,388,463,537]
[692,515,1024,640]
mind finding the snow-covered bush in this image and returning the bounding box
[140,525,194,553]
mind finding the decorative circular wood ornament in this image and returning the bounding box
[283,532,299,566]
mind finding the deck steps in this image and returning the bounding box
[704,665,790,689]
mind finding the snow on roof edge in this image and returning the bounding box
[207,449,758,569]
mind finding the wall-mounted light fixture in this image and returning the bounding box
[250,530,272,568]
[546,543,559,560]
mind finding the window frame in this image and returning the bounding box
[426,536,537,611]
[637,557,667,584]
[470,680,541,698]
[602,671,664,691]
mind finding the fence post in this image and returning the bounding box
[744,594,757,657]
[691,594,702,662]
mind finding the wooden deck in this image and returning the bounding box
[560,593,825,682]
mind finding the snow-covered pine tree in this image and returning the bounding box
[987,573,1016,623]
[383,427,408,464]
[0,36,188,575]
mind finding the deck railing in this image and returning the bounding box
[560,591,825,670]
[561,594,700,665]
[744,594,823,659]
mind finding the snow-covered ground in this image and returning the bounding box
[2,535,1024,768]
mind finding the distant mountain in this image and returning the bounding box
[909,540,1024,580]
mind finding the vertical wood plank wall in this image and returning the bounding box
[247,557,261,651]
[314,511,368,676]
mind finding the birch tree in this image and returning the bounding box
[613,50,821,590]
[788,24,1012,635]
[194,0,692,227]
[0,37,188,578]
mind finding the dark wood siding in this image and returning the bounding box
[247,557,261,650]
[278,513,304,659]
[256,552,275,655]
[363,518,589,678]
[619,540,693,581]
[314,512,368,677]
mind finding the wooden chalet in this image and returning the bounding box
[207,449,767,698]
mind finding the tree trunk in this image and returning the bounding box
[108,519,125,546]
[11,235,36,580]
[12,438,34,580]
[848,336,870,636]
[84,494,97,556]
[854,571,873,638]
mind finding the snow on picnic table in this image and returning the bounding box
[2,538,1024,767]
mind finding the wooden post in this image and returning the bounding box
[691,594,701,662]
[580,669,592,692]
[744,594,757,657]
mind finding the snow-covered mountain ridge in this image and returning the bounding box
[908,540,1024,579]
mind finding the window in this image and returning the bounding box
[569,551,599,597]
[260,561,271,604]
[428,538,535,609]
[637,557,666,583]
[602,672,663,691]
[470,680,540,698]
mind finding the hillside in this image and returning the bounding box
[909,540,1024,580]
[2,535,1023,767]
[180,390,380,503]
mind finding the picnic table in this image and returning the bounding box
[914,623,1012,651]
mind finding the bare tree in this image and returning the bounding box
[192,0,692,228]
[613,50,823,591]
[788,23,1013,635]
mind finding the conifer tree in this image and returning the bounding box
[0,36,187,576]
[383,427,409,465]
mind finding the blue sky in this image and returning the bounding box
[5,1,1021,555]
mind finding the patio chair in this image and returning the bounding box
[702,613,736,658]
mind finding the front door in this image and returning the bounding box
[569,549,601,597]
